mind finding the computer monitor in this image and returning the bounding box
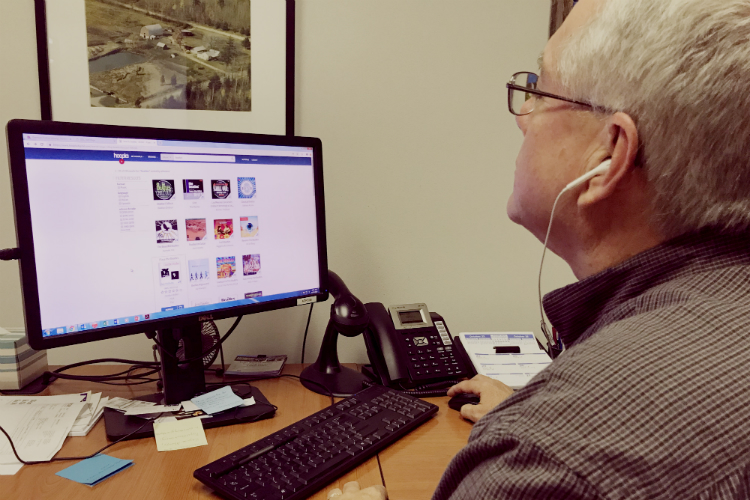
[5,119,328,419]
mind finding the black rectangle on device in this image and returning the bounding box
[494,346,521,354]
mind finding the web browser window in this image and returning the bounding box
[21,133,320,337]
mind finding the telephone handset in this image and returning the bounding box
[363,302,473,390]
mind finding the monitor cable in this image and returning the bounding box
[41,359,160,387]
[147,315,243,366]
[300,303,314,364]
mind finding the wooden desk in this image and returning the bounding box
[0,365,472,500]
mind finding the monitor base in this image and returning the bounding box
[300,364,369,398]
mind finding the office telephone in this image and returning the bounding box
[363,302,473,390]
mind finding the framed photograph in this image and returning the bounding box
[549,0,576,37]
[34,0,294,136]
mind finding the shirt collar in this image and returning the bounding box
[543,228,750,348]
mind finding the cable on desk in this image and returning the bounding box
[0,412,165,466]
[362,378,457,398]
[147,315,243,366]
[39,359,161,388]
[280,374,336,406]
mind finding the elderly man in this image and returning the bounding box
[332,0,750,498]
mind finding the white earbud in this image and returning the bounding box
[537,158,613,356]
[563,159,612,192]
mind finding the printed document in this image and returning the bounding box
[0,402,85,474]
[459,332,552,389]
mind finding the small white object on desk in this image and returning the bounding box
[0,327,47,390]
[458,332,552,389]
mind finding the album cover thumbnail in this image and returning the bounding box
[217,256,236,279]
[238,177,256,199]
[240,216,259,238]
[155,220,178,244]
[186,218,207,241]
[243,254,261,276]
[214,219,234,239]
[188,258,210,282]
[158,258,181,286]
[183,179,204,200]
[211,179,231,199]
[153,180,175,201]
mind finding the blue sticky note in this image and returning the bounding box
[56,454,134,486]
[191,386,244,415]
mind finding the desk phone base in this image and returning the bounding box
[194,385,438,500]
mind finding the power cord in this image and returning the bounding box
[42,359,160,387]
[0,412,165,466]
[361,378,456,398]
[300,303,314,363]
[147,315,243,366]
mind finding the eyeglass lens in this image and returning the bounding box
[511,72,538,115]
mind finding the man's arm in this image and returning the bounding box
[433,435,602,500]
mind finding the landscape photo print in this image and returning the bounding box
[37,0,288,134]
[85,0,252,112]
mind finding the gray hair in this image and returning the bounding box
[557,0,750,238]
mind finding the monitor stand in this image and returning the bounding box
[103,323,275,441]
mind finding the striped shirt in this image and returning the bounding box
[432,228,750,500]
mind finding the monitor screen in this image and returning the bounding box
[7,120,328,351]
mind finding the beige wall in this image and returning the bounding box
[0,0,575,366]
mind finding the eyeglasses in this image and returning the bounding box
[506,71,594,116]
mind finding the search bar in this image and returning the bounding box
[117,138,158,146]
[161,153,236,162]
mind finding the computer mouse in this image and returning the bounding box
[448,393,481,411]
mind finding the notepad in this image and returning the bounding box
[56,454,133,486]
[153,417,208,451]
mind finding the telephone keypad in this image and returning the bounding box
[401,323,467,382]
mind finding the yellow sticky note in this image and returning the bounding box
[153,417,208,452]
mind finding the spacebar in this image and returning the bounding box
[298,451,356,483]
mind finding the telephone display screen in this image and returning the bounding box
[398,310,424,324]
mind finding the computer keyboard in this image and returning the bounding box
[194,384,439,500]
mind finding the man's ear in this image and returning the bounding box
[578,112,639,206]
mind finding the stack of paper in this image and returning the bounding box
[458,332,552,389]
[0,398,85,475]
[0,391,108,475]
[70,392,109,437]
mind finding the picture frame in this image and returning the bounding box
[34,0,295,136]
[549,0,576,37]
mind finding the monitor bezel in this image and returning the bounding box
[6,119,329,351]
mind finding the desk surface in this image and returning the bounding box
[0,364,472,500]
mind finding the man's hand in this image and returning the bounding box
[447,374,514,422]
[327,481,387,500]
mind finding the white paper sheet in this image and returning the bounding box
[459,332,552,389]
[0,402,85,473]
